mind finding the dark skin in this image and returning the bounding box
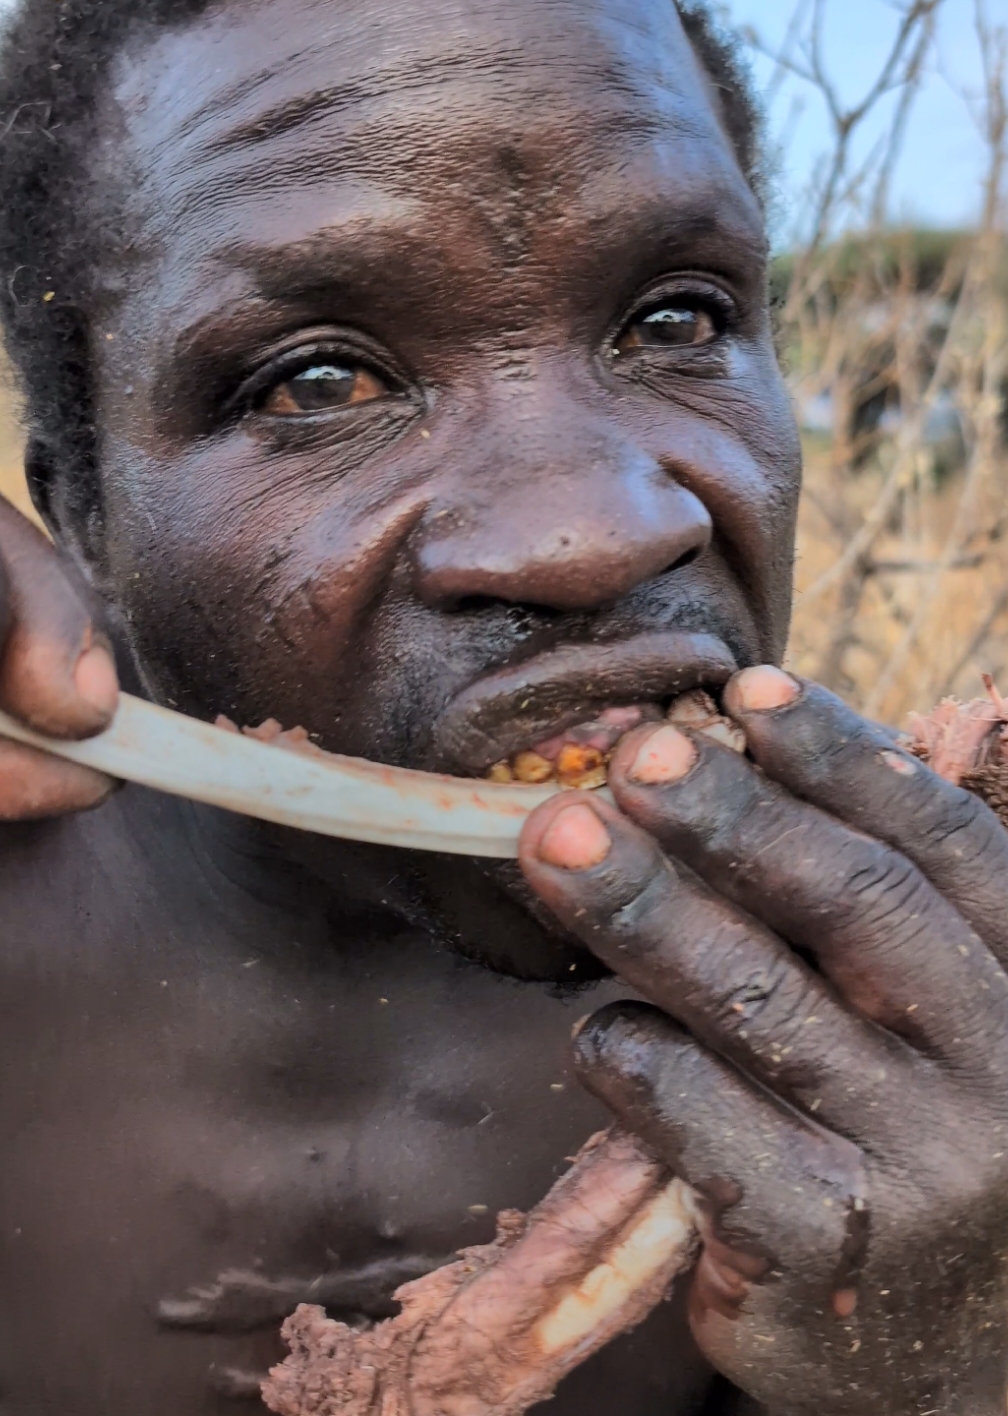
[1,0,1006,1412]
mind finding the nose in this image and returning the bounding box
[410,431,712,613]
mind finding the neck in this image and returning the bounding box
[181,800,607,984]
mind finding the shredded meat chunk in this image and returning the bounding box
[906,675,1008,823]
[261,1130,698,1416]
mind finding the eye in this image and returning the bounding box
[260,362,388,415]
[616,298,721,353]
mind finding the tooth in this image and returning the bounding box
[666,692,746,754]
[489,699,738,790]
[555,744,605,785]
[560,764,609,790]
[513,750,555,784]
[665,690,718,725]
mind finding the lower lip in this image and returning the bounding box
[431,630,737,775]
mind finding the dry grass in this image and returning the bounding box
[0,381,34,525]
[787,435,1008,718]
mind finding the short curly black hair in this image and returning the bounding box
[0,0,762,534]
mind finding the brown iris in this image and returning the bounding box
[262,362,387,415]
[616,302,717,352]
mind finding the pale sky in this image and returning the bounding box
[722,0,993,238]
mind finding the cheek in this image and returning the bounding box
[100,438,428,723]
[697,355,801,653]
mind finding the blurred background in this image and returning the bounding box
[0,0,1005,724]
[724,0,1008,724]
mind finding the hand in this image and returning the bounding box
[519,667,1008,1416]
[0,496,118,819]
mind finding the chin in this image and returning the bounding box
[415,851,612,985]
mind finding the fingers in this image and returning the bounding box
[518,793,914,1137]
[571,1002,867,1316]
[574,1001,1008,1416]
[603,717,1007,1059]
[0,739,115,818]
[0,498,118,739]
[724,665,1008,964]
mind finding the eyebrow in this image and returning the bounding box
[170,181,764,362]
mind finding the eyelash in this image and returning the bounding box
[229,278,738,421]
[229,339,405,420]
[613,280,738,346]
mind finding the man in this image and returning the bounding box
[0,0,1006,1412]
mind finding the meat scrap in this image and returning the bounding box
[261,1129,698,1416]
[215,714,332,760]
[905,675,1008,822]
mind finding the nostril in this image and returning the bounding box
[454,594,500,615]
[664,545,703,576]
[451,597,564,629]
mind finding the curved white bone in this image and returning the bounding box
[0,693,611,856]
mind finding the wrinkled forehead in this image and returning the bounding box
[105,0,748,239]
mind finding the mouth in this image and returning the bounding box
[430,630,741,781]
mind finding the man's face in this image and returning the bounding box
[87,0,800,780]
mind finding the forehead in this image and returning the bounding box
[98,0,762,356]
[109,0,752,232]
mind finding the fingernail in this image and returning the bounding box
[628,725,697,784]
[732,665,799,712]
[537,803,611,870]
[73,643,119,719]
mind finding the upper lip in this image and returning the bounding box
[430,629,737,775]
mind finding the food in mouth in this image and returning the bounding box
[485,690,745,787]
[215,688,745,787]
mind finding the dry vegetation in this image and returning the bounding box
[0,0,1004,728]
[771,0,1008,722]
[0,378,31,523]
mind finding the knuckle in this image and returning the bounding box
[829,837,930,933]
[914,777,988,847]
[713,947,819,1052]
[604,855,680,946]
[925,789,1008,878]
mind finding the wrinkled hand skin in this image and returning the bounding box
[0,498,118,818]
[520,667,1008,1416]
